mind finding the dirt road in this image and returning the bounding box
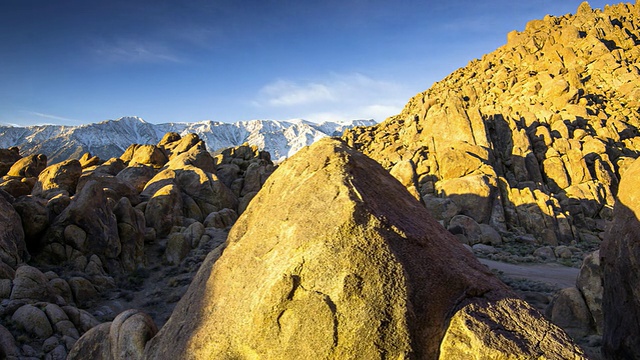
[479,258,580,289]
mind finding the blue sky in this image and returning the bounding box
[0,0,613,126]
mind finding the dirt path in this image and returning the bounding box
[479,258,580,289]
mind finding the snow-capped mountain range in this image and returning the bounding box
[0,117,377,164]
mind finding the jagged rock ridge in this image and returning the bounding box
[344,1,640,247]
[0,117,375,164]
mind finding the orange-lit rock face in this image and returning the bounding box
[344,2,640,247]
[144,138,583,359]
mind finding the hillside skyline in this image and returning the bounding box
[1,0,612,126]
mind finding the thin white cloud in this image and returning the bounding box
[93,39,183,64]
[260,80,335,106]
[254,73,407,122]
[24,111,81,124]
[361,104,403,120]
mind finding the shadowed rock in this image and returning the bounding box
[68,309,158,360]
[602,156,640,359]
[144,138,583,359]
[12,196,49,244]
[43,180,120,269]
[0,194,27,268]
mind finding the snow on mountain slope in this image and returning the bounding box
[0,117,376,164]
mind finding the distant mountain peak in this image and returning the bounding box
[0,118,376,164]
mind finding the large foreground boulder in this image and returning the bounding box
[601,157,640,359]
[144,138,583,359]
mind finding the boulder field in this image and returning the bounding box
[0,133,274,359]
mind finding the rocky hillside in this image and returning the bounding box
[0,116,375,164]
[344,2,640,250]
[3,2,640,359]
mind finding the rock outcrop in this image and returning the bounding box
[67,309,158,360]
[7,154,47,178]
[344,2,640,250]
[0,147,21,177]
[0,193,28,268]
[543,248,604,349]
[31,159,82,198]
[144,138,583,359]
[601,156,640,359]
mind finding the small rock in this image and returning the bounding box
[183,221,205,248]
[577,250,603,334]
[0,324,19,358]
[0,261,15,280]
[62,334,77,350]
[555,245,573,259]
[84,255,106,277]
[515,234,537,244]
[67,277,98,308]
[448,214,482,245]
[546,287,594,339]
[10,265,55,302]
[164,233,191,265]
[46,193,71,219]
[11,304,54,338]
[472,244,498,254]
[0,195,27,268]
[534,246,557,261]
[423,196,461,225]
[31,159,82,198]
[63,306,100,334]
[21,343,38,357]
[203,208,238,229]
[54,320,80,339]
[45,344,67,360]
[64,224,87,252]
[12,196,49,240]
[110,309,158,360]
[7,154,47,178]
[67,322,114,360]
[238,192,258,214]
[0,279,11,299]
[43,336,59,353]
[44,303,69,325]
[478,224,502,245]
[143,227,156,243]
[48,278,73,305]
